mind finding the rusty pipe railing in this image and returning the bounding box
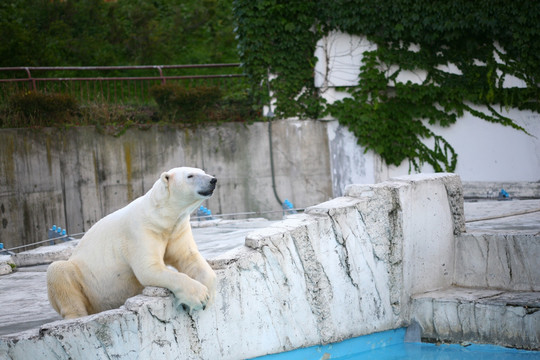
[0,63,245,104]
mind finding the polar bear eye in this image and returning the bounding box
[187,175,194,179]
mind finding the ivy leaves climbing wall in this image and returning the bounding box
[233,1,322,119]
[233,0,540,172]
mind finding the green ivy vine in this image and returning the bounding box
[233,1,323,119]
[233,0,540,172]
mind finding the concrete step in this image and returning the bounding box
[454,232,540,291]
[411,286,540,350]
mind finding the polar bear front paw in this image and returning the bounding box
[175,281,210,313]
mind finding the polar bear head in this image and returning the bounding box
[152,167,217,209]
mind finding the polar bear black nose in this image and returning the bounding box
[210,177,217,185]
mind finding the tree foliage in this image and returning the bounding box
[0,0,239,66]
[234,0,540,172]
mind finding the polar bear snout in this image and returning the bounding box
[197,176,217,197]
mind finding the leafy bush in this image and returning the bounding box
[7,91,78,126]
[206,98,260,123]
[150,83,223,122]
[0,85,257,130]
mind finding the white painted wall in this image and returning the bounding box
[316,32,540,187]
[391,108,540,182]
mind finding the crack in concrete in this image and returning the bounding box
[147,308,169,326]
[327,212,359,290]
[290,224,334,343]
[186,313,202,355]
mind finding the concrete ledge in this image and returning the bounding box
[346,172,466,236]
[0,208,403,359]
[0,174,470,359]
[389,173,466,235]
[455,233,540,291]
[463,181,540,199]
[411,286,540,350]
[11,241,79,267]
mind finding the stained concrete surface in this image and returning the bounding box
[0,122,333,251]
[0,200,539,337]
[0,218,274,336]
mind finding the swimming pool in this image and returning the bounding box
[250,328,539,360]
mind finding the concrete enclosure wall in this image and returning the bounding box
[2,117,539,250]
[0,173,465,359]
[0,121,333,249]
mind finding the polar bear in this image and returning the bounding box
[47,167,217,319]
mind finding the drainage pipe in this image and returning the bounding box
[266,70,284,208]
[268,116,283,207]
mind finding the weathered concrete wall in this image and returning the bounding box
[411,287,540,350]
[454,233,540,291]
[0,173,463,359]
[2,116,537,251]
[0,120,333,250]
[326,119,540,198]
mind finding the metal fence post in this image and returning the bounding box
[156,66,165,84]
[24,67,36,92]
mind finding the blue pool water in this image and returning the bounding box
[251,328,539,360]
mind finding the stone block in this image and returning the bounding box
[0,263,12,275]
[0,255,14,275]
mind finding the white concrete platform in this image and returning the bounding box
[0,190,540,352]
[2,174,540,359]
[411,286,540,350]
[454,232,540,291]
[409,198,540,350]
[0,218,274,336]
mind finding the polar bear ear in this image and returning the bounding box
[160,171,172,185]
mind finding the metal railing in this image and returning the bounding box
[0,63,246,105]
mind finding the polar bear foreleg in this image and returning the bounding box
[129,240,211,313]
[136,264,210,311]
[164,229,217,305]
[177,253,217,305]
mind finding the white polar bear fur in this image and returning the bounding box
[47,167,217,319]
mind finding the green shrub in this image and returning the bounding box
[0,84,257,129]
[150,83,222,122]
[8,91,78,126]
[206,98,260,123]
